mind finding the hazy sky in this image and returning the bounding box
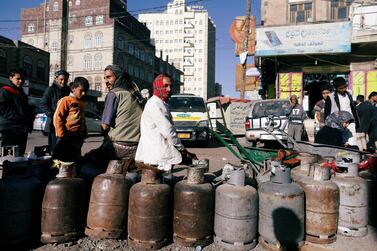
[0,0,261,97]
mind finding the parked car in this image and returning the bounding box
[245,99,291,146]
[168,94,210,145]
[85,110,102,135]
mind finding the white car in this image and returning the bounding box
[33,113,47,131]
[245,99,291,146]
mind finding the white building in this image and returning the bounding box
[138,0,216,99]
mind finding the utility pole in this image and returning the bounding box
[60,0,68,70]
[241,0,251,99]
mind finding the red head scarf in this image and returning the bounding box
[153,74,170,102]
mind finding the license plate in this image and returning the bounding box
[178,133,190,139]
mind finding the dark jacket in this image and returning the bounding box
[356,101,374,133]
[324,91,359,129]
[315,126,344,147]
[0,83,33,132]
[40,83,70,132]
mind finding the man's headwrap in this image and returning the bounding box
[153,74,170,102]
[104,64,125,89]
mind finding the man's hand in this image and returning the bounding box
[101,123,110,136]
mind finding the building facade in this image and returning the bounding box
[20,0,182,101]
[0,35,49,97]
[138,0,216,99]
[258,0,377,113]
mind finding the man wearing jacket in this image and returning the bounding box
[40,70,70,152]
[325,77,359,147]
[135,74,196,171]
[0,69,34,156]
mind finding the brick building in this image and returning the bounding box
[20,0,183,101]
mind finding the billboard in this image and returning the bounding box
[229,16,256,56]
[256,22,351,56]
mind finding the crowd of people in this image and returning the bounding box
[1,68,376,171]
[287,76,377,153]
[0,65,196,173]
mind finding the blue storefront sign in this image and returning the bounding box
[256,22,352,56]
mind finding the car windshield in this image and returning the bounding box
[251,100,291,118]
[168,97,206,113]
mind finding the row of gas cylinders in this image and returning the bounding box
[0,157,375,250]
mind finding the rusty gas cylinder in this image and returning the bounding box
[291,153,319,182]
[296,164,339,244]
[259,161,305,250]
[173,165,215,247]
[333,162,368,237]
[128,167,171,250]
[0,162,41,249]
[41,162,85,243]
[85,160,133,239]
[214,169,258,250]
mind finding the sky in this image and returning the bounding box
[0,0,261,98]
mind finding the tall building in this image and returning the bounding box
[20,0,182,101]
[138,0,216,99]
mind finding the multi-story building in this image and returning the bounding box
[0,35,49,97]
[258,0,377,112]
[20,0,182,101]
[138,0,216,99]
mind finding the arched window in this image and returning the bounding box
[0,49,6,73]
[95,76,102,92]
[84,33,92,48]
[94,53,102,70]
[94,31,103,48]
[84,54,92,70]
[27,23,35,33]
[53,1,58,11]
[37,60,46,80]
[23,56,33,78]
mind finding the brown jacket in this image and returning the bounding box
[53,94,87,138]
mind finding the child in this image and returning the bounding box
[0,69,33,156]
[52,77,89,162]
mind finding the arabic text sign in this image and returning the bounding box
[256,22,351,56]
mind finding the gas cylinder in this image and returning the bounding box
[259,161,305,249]
[174,165,215,247]
[85,160,133,239]
[359,170,377,226]
[0,163,41,249]
[296,164,339,244]
[333,162,368,237]
[291,153,319,182]
[214,169,258,250]
[41,161,85,243]
[128,167,171,250]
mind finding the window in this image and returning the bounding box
[68,55,73,66]
[53,1,58,11]
[85,16,93,26]
[94,53,102,70]
[289,2,312,23]
[94,32,103,47]
[95,76,102,92]
[128,64,134,76]
[330,0,352,20]
[52,41,58,52]
[117,36,124,50]
[84,33,92,48]
[23,56,33,78]
[128,43,134,55]
[0,49,6,73]
[37,60,46,80]
[117,55,124,67]
[96,15,104,25]
[75,0,80,5]
[27,23,35,33]
[84,54,92,70]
